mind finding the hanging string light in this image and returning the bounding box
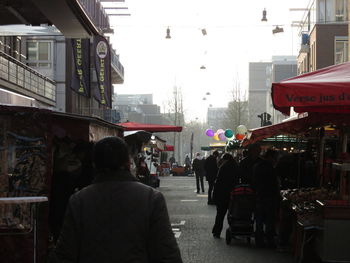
[261,8,267,22]
[165,27,171,39]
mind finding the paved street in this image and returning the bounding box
[158,176,295,263]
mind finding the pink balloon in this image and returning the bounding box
[218,133,226,141]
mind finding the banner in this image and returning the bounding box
[71,39,90,96]
[93,35,112,107]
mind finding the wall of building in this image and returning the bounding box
[315,24,348,69]
[248,62,271,129]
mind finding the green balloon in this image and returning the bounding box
[224,129,234,138]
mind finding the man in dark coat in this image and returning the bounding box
[54,137,183,263]
[239,143,262,185]
[192,152,205,193]
[252,149,280,248]
[212,153,238,238]
[204,150,219,205]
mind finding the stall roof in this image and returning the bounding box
[272,62,350,115]
[243,112,350,146]
[118,121,183,132]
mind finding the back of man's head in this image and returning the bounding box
[213,150,219,157]
[93,137,130,171]
[247,143,261,158]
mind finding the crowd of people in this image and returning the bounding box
[191,144,287,249]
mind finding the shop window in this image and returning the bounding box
[26,41,52,68]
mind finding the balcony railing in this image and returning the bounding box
[0,51,56,103]
[110,48,124,79]
[78,0,111,32]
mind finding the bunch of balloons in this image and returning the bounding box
[205,125,247,141]
[205,128,234,141]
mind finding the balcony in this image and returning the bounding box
[0,51,56,106]
[110,48,124,84]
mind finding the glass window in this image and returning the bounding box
[335,0,346,21]
[335,38,348,64]
[26,41,52,68]
[318,0,326,23]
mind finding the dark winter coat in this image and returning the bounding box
[204,155,218,182]
[252,159,280,202]
[238,156,262,185]
[213,159,238,205]
[53,170,182,263]
[192,158,205,176]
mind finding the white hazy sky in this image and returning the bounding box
[107,0,310,121]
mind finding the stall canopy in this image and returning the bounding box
[164,144,174,151]
[272,62,350,115]
[118,121,183,132]
[243,112,350,146]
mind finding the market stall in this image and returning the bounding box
[270,63,350,262]
[0,105,124,263]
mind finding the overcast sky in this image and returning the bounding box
[107,0,310,121]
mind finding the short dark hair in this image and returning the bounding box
[213,150,219,157]
[93,137,129,171]
[221,153,233,161]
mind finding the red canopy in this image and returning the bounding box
[164,145,174,151]
[243,112,350,146]
[272,62,350,115]
[118,121,183,132]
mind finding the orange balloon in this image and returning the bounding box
[235,134,245,140]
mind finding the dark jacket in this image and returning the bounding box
[54,170,182,263]
[192,158,205,176]
[204,155,218,182]
[213,159,238,205]
[238,156,262,185]
[252,159,280,202]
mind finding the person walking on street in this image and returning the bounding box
[252,149,281,248]
[192,152,205,193]
[204,150,219,205]
[53,136,183,263]
[212,153,239,238]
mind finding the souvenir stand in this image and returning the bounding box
[0,105,123,263]
[270,62,350,262]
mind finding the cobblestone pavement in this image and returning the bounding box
[158,176,295,263]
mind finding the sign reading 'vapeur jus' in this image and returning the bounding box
[71,39,90,96]
[93,35,111,107]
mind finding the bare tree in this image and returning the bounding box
[223,76,249,131]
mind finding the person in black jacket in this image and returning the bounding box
[239,143,262,185]
[204,150,219,205]
[53,137,183,263]
[212,153,238,238]
[192,152,205,193]
[252,149,280,248]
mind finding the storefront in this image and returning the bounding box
[0,105,123,263]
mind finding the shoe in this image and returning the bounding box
[197,191,200,194]
[207,201,215,205]
[213,233,220,239]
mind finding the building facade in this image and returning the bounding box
[297,0,348,74]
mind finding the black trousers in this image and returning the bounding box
[208,180,215,203]
[196,174,205,193]
[255,199,277,245]
[212,201,229,236]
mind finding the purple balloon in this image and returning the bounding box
[218,133,226,141]
[206,129,214,137]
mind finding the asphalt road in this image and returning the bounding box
[158,176,296,263]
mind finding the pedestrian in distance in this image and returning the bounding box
[212,153,239,238]
[192,152,205,194]
[252,149,281,248]
[53,136,183,263]
[204,150,219,205]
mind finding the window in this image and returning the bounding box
[26,41,52,68]
[335,37,348,64]
[335,0,347,21]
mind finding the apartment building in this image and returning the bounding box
[297,0,348,74]
[0,0,124,121]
